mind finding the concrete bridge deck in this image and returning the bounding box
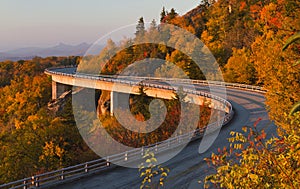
[42,67,275,188]
[54,87,273,189]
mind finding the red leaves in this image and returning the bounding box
[254,117,262,128]
[269,16,282,28]
[249,141,255,147]
[143,51,148,58]
[260,130,266,139]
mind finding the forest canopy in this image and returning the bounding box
[0,0,299,187]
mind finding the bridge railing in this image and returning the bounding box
[45,67,234,113]
[0,119,226,189]
[0,68,265,188]
[45,67,238,128]
[44,67,265,113]
[44,67,266,94]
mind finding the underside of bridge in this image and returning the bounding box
[52,81,69,100]
[50,76,229,118]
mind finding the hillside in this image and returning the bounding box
[0,0,299,187]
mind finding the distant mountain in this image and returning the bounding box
[0,43,104,62]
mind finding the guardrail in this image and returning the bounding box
[44,67,266,94]
[0,119,225,189]
[0,67,265,189]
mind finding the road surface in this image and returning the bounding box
[51,83,275,189]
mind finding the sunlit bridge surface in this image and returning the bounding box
[1,67,276,189]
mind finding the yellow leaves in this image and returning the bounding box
[229,131,247,143]
[249,174,259,182]
[27,114,38,122]
[140,172,145,177]
[233,143,243,150]
[224,47,256,84]
[139,150,169,188]
[251,22,300,132]
[39,141,65,163]
[201,30,213,43]
[0,56,95,182]
[39,141,54,161]
[161,172,167,177]
[205,118,300,188]
[14,119,23,130]
[55,145,65,159]
[265,30,275,39]
[27,114,39,130]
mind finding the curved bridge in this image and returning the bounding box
[1,67,276,189]
[45,67,233,115]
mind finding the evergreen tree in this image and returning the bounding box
[130,86,151,120]
[160,7,166,23]
[150,19,157,31]
[135,17,145,37]
[169,8,178,20]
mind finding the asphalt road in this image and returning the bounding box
[51,78,275,189]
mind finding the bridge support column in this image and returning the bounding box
[110,91,114,116]
[52,81,67,100]
[110,92,130,116]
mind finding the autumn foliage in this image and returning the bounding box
[0,0,299,187]
[204,118,300,188]
[0,57,98,184]
[194,0,300,188]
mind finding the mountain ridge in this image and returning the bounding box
[0,43,104,62]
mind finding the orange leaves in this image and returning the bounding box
[260,130,267,140]
[250,4,262,18]
[260,3,283,28]
[239,1,247,11]
[135,113,145,122]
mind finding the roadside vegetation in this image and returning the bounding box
[0,0,299,187]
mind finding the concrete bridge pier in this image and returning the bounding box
[110,91,130,116]
[110,91,114,116]
[52,81,68,100]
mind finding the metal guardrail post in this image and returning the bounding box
[23,180,27,189]
[85,163,88,173]
[107,157,110,166]
[32,176,39,187]
[61,170,65,180]
[125,152,128,161]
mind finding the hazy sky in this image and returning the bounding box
[0,0,200,51]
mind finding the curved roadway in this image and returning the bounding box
[48,68,276,189]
